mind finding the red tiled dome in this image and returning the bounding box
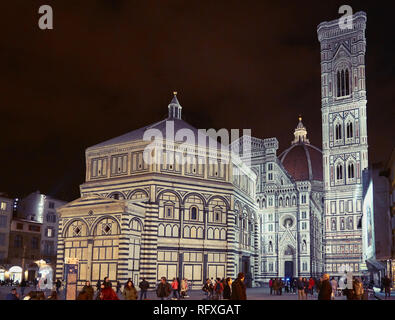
[280,143,323,181]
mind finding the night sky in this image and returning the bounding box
[1,0,394,202]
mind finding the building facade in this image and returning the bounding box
[233,118,324,281]
[7,218,42,282]
[317,11,368,276]
[0,195,13,280]
[56,94,259,291]
[16,191,66,267]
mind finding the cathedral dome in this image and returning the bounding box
[279,117,323,181]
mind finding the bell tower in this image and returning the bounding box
[317,11,368,276]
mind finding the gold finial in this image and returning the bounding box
[173,91,177,95]
[298,115,302,121]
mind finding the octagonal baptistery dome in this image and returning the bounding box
[279,117,323,182]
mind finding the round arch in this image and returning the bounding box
[207,195,230,210]
[127,189,149,200]
[62,218,90,237]
[156,189,183,204]
[91,215,121,236]
[182,192,207,207]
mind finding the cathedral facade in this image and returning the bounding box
[233,118,324,281]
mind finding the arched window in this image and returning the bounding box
[191,207,197,220]
[262,198,266,208]
[335,123,342,140]
[337,68,350,97]
[346,122,353,138]
[348,163,355,179]
[336,164,343,180]
[337,71,341,97]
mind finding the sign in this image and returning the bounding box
[65,257,79,265]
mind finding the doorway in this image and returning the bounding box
[284,261,294,280]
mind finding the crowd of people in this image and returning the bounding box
[2,272,392,300]
[268,274,393,300]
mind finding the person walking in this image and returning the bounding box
[223,277,232,300]
[213,278,224,300]
[269,278,273,295]
[139,278,150,300]
[20,278,27,297]
[202,279,213,300]
[330,277,338,299]
[81,281,94,300]
[170,278,179,300]
[278,278,283,296]
[272,278,278,295]
[96,280,101,293]
[116,280,122,294]
[123,280,137,300]
[318,274,332,300]
[55,279,62,295]
[383,276,392,299]
[308,277,315,297]
[230,272,247,300]
[95,283,105,300]
[180,278,188,299]
[156,277,171,300]
[297,277,306,300]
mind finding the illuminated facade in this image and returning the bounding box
[317,11,369,276]
[233,119,324,281]
[56,94,259,291]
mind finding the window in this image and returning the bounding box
[46,213,56,223]
[302,222,307,230]
[165,205,174,219]
[48,202,55,209]
[46,227,54,238]
[335,123,342,140]
[0,202,6,210]
[336,164,343,180]
[346,122,353,138]
[214,210,222,223]
[268,224,273,232]
[14,235,23,248]
[348,163,355,179]
[191,207,197,220]
[301,195,307,204]
[268,198,273,206]
[28,225,40,232]
[302,211,306,219]
[31,237,39,249]
[0,216,7,228]
[268,163,273,171]
[91,157,107,178]
[269,263,273,272]
[268,173,273,181]
[337,68,350,97]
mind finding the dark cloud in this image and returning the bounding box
[1,0,394,201]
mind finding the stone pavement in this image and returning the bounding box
[1,285,387,300]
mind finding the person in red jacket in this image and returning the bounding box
[308,277,315,296]
[269,278,273,295]
[100,285,119,300]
